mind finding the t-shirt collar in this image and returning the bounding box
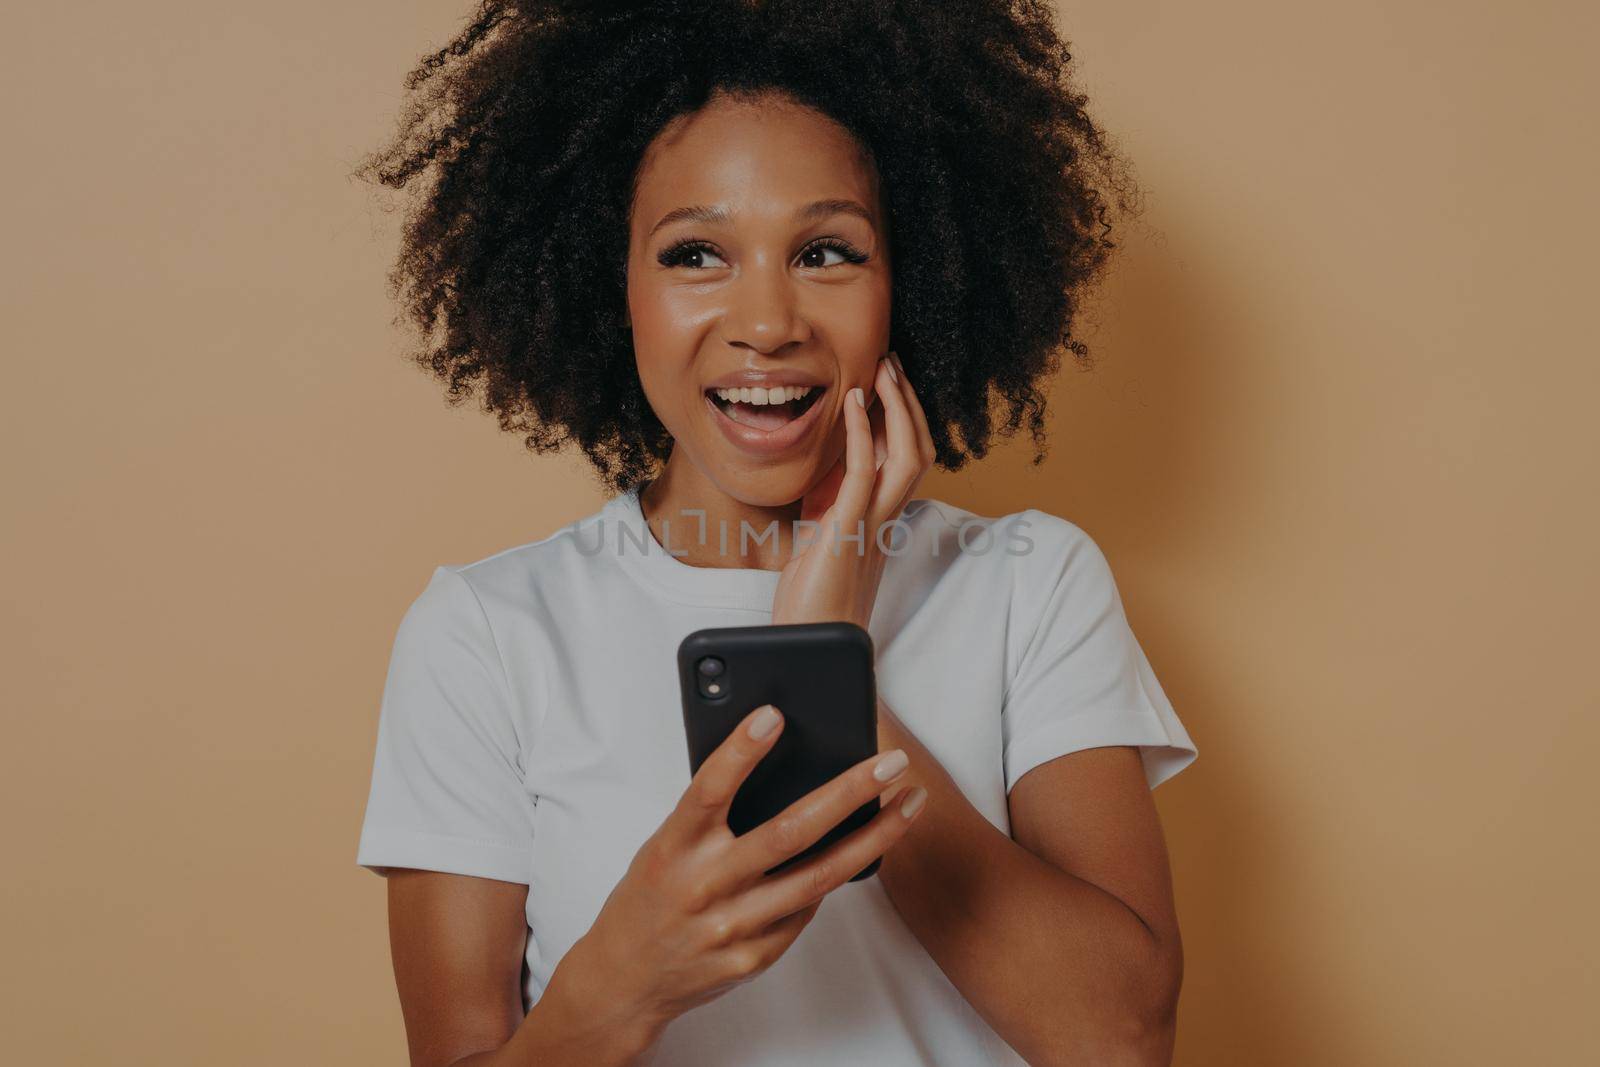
[601,486,782,612]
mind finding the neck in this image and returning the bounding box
[638,452,804,572]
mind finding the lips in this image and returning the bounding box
[703,383,830,457]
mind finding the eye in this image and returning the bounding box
[799,238,870,269]
[657,239,729,270]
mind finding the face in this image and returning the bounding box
[626,90,892,506]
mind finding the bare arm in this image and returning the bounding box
[384,869,653,1067]
[875,702,1183,1066]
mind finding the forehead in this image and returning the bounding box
[631,93,881,230]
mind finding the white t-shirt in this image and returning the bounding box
[357,487,1197,1066]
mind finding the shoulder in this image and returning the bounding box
[1007,505,1116,586]
[894,496,1103,575]
[395,500,620,654]
[891,497,1120,634]
[997,505,1122,620]
[435,499,618,605]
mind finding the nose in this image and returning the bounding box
[720,255,811,356]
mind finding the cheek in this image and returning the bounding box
[828,287,893,387]
[639,283,725,346]
[627,268,714,359]
[625,293,705,430]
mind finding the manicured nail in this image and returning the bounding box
[748,705,782,740]
[899,786,928,818]
[852,386,866,409]
[873,749,908,781]
[884,356,898,383]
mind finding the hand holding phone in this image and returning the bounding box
[558,703,927,1047]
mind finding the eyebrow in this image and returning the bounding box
[648,198,874,238]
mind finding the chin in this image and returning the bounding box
[719,471,820,508]
[700,453,829,509]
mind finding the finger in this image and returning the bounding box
[730,747,912,876]
[710,900,820,987]
[890,351,936,472]
[867,355,922,523]
[733,784,928,924]
[820,382,877,555]
[676,704,785,832]
[869,389,889,472]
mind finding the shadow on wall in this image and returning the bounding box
[922,203,1339,1065]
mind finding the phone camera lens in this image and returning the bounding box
[697,656,724,678]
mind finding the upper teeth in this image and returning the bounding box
[712,385,815,406]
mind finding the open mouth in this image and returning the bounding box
[705,384,825,432]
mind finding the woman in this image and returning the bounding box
[354,2,1198,1064]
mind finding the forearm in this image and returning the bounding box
[876,711,1178,1065]
[453,940,663,1067]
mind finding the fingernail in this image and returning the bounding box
[884,356,898,383]
[899,786,928,818]
[748,705,782,740]
[873,749,908,782]
[853,386,866,409]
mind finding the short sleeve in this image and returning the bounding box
[1002,515,1198,793]
[356,565,536,884]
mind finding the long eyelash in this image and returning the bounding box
[804,237,870,265]
[657,238,717,269]
[655,237,871,269]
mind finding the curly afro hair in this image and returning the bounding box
[355,0,1142,494]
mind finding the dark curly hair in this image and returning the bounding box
[355,0,1142,494]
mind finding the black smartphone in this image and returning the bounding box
[677,621,882,882]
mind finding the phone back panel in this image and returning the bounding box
[677,621,881,880]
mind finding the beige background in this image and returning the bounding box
[3,1,1595,1063]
